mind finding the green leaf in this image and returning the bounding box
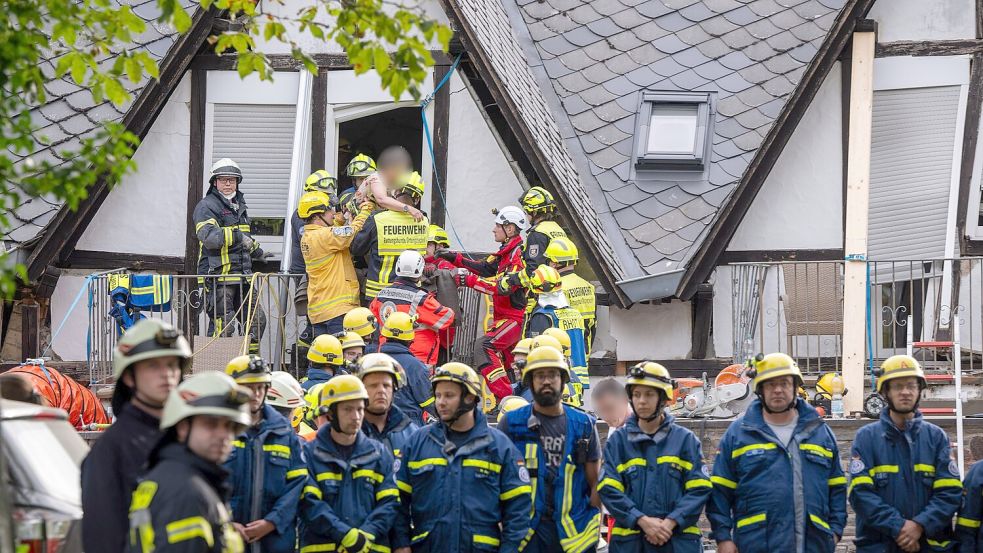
[374,48,390,72]
[70,55,87,84]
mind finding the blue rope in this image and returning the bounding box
[421,53,470,255]
[865,260,875,389]
[42,274,95,358]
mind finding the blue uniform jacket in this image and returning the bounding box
[396,408,532,553]
[598,412,712,552]
[707,399,846,553]
[362,404,418,459]
[223,404,308,553]
[302,366,347,391]
[300,428,399,551]
[379,342,435,424]
[849,409,961,552]
[958,460,983,551]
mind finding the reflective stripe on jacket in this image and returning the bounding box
[957,459,983,551]
[301,204,372,323]
[350,210,430,299]
[560,272,595,351]
[378,342,436,425]
[193,186,256,280]
[370,279,455,366]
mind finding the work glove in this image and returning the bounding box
[435,249,457,263]
[241,234,254,251]
[455,268,469,287]
[340,528,372,553]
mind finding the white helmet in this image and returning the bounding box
[210,158,242,184]
[395,250,425,279]
[494,205,528,231]
[267,371,307,410]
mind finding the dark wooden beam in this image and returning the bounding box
[191,51,454,72]
[429,63,451,227]
[186,68,207,276]
[20,302,39,360]
[876,39,983,57]
[691,283,713,359]
[959,54,983,255]
[841,41,852,240]
[63,250,186,272]
[25,7,218,291]
[718,249,845,264]
[310,72,328,171]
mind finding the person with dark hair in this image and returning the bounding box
[376,312,435,425]
[591,377,630,429]
[0,373,41,404]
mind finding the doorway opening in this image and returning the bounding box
[336,107,423,194]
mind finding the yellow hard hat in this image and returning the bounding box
[497,395,529,424]
[160,371,252,430]
[308,334,343,366]
[347,153,377,177]
[542,328,571,356]
[339,331,366,351]
[519,186,556,214]
[816,373,847,396]
[875,355,926,394]
[396,171,425,199]
[304,170,338,193]
[303,383,326,425]
[267,371,307,409]
[545,237,579,264]
[298,191,333,219]
[530,265,562,294]
[428,224,450,248]
[381,312,416,341]
[357,352,402,389]
[225,354,272,385]
[432,362,482,397]
[522,345,570,381]
[318,374,369,414]
[512,338,534,356]
[626,361,675,399]
[750,353,803,393]
[344,307,377,338]
[290,405,305,429]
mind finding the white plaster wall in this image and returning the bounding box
[77,74,192,256]
[49,270,92,362]
[445,73,525,252]
[608,301,692,360]
[728,65,843,252]
[869,0,976,42]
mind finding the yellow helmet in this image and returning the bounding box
[308,334,344,366]
[749,353,803,393]
[521,346,570,381]
[347,153,377,177]
[626,361,675,399]
[512,338,534,356]
[545,237,579,264]
[225,354,272,385]
[428,224,450,248]
[519,186,556,214]
[432,362,483,397]
[303,383,326,425]
[497,395,529,424]
[160,371,252,430]
[530,334,563,353]
[875,355,926,394]
[816,373,847,396]
[298,191,333,219]
[542,328,571,356]
[344,307,378,338]
[339,331,366,351]
[267,371,307,409]
[396,171,425,199]
[318,374,369,414]
[290,405,305,430]
[304,170,338,194]
[381,312,416,341]
[357,352,402,389]
[530,265,562,294]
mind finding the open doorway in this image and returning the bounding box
[336,107,423,194]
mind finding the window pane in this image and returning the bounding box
[647,104,698,154]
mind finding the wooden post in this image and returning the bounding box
[429,64,451,227]
[842,22,876,415]
[20,302,39,360]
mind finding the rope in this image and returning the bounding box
[192,273,263,357]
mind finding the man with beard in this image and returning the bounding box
[83,319,191,553]
[500,346,601,553]
[707,353,846,553]
[223,355,308,552]
[395,362,531,552]
[849,355,961,552]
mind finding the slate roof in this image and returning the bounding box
[5,0,197,246]
[453,0,846,283]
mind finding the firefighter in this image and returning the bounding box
[435,206,528,400]
[525,266,589,393]
[500,346,602,553]
[598,362,711,552]
[395,362,532,552]
[849,355,961,552]
[346,153,376,193]
[425,224,455,273]
[370,250,455,366]
[82,319,191,553]
[519,186,568,275]
[300,190,374,336]
[543,327,586,404]
[513,334,580,404]
[194,158,268,354]
[545,237,596,351]
[344,307,379,353]
[222,355,307,553]
[302,333,346,391]
[356,353,418,458]
[377,312,436,425]
[300,383,328,443]
[127,371,250,553]
[497,395,529,425]
[267,371,307,423]
[340,331,367,362]
[958,459,983,551]
[300,375,399,553]
[707,353,846,553]
[353,145,424,223]
[351,171,430,300]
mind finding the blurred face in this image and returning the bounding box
[885,377,921,413]
[380,164,411,187]
[332,399,365,435]
[179,415,240,464]
[363,373,395,415]
[128,356,182,406]
[214,176,237,196]
[244,382,269,415]
[761,376,794,412]
[594,392,629,427]
[435,381,468,422]
[631,386,662,419]
[513,353,527,365]
[427,242,437,257]
[343,347,363,362]
[531,368,563,407]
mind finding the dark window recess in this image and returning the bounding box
[251,217,285,236]
[635,92,712,170]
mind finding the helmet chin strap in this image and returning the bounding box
[327,405,357,435]
[628,387,664,422]
[132,391,166,411]
[886,392,921,415]
[442,389,477,428]
[758,392,797,414]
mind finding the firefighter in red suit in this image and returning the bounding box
[370,250,455,367]
[424,224,456,273]
[435,206,528,400]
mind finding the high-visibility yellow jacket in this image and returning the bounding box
[302,204,372,323]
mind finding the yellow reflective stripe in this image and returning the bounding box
[232,440,245,448]
[369,545,391,553]
[732,443,777,458]
[869,465,898,476]
[827,476,847,486]
[376,488,399,501]
[287,468,308,479]
[928,540,951,547]
[195,218,219,231]
[317,472,343,482]
[610,527,639,536]
[474,535,500,546]
[559,515,601,553]
[263,444,291,458]
[657,456,693,471]
[500,485,532,500]
[711,475,737,489]
[799,444,833,459]
[848,476,874,494]
[165,516,214,547]
[303,485,323,499]
[525,443,538,520]
[736,513,767,529]
[301,545,337,553]
[914,464,936,474]
[597,477,625,492]
[685,478,712,490]
[306,253,337,270]
[412,531,430,542]
[616,458,646,473]
[309,294,360,312]
[809,514,830,530]
[353,469,385,483]
[396,479,412,493]
[958,516,983,528]
[238,224,250,232]
[420,396,435,408]
[683,526,701,535]
[463,459,502,473]
[934,478,963,489]
[407,458,447,469]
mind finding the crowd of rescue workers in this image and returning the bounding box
[71,146,983,553]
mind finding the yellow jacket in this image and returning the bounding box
[301,205,372,323]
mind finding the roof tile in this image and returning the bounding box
[748,0,784,16]
[633,20,672,42]
[704,0,744,10]
[723,5,759,25]
[559,49,598,71]
[588,17,625,38]
[561,93,593,115]
[652,232,691,256]
[733,130,766,151]
[627,43,661,66]
[614,206,651,230]
[596,99,633,122]
[570,109,608,133]
[583,39,621,62]
[695,37,732,59]
[543,13,579,33]
[679,2,716,22]
[558,72,595,94]
[652,11,693,32]
[672,46,712,68]
[698,15,739,37]
[595,0,631,16]
[629,219,671,243]
[583,63,619,85]
[589,146,627,169]
[579,84,620,107]
[625,66,661,87]
[608,30,645,51]
[635,0,673,19]
[653,34,690,54]
[594,124,632,146]
[611,7,644,29]
[564,26,605,48]
[721,27,758,49]
[762,74,795,96]
[540,35,580,56]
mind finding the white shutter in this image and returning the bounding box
[212,103,297,220]
[868,86,960,263]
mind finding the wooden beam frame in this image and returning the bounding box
[185,68,207,275]
[63,250,186,272]
[958,3,983,255]
[718,248,845,264]
[190,51,454,72]
[876,39,983,57]
[310,72,328,171]
[690,283,713,359]
[429,63,451,227]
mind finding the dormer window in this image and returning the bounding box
[635,92,712,169]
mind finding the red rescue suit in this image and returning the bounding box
[369,278,455,366]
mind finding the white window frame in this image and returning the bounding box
[634,91,712,169]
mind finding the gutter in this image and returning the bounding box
[615,269,686,303]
